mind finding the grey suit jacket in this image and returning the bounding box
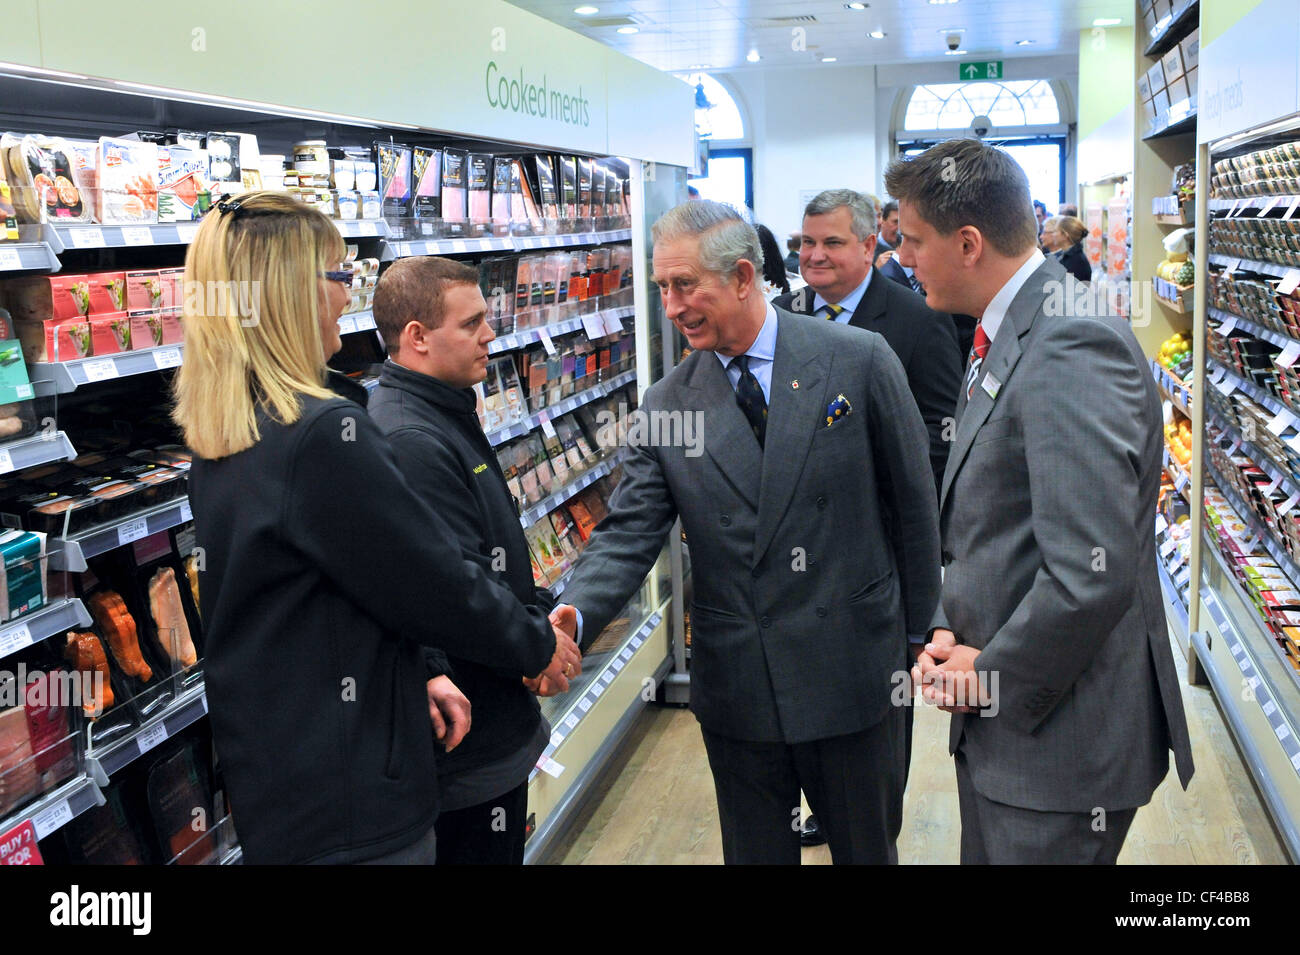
[934,258,1194,812]
[564,308,941,744]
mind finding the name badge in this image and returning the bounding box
[981,374,1001,399]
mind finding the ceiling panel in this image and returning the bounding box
[507,0,1128,72]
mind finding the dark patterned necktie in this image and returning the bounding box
[819,303,845,321]
[732,354,767,449]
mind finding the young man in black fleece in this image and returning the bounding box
[369,256,578,865]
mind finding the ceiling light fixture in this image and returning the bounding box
[1016,39,1034,45]
[928,0,959,5]
[746,49,761,62]
[845,2,868,9]
[574,5,598,14]
[944,49,968,55]
[822,56,838,62]
[617,25,638,34]
[868,30,886,38]
[937,27,964,33]
[1093,17,1121,26]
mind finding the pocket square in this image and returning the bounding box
[825,393,852,427]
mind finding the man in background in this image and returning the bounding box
[889,139,1194,864]
[876,200,900,253]
[784,234,801,274]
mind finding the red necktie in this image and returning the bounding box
[966,324,990,400]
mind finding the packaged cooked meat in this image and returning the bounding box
[442,148,468,227]
[64,783,148,864]
[375,142,412,220]
[148,566,197,669]
[468,153,492,227]
[63,631,115,717]
[95,138,158,225]
[87,590,153,683]
[146,743,214,864]
[9,135,92,222]
[411,146,441,220]
[0,702,38,815]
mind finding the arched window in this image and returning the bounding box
[904,80,1060,132]
[675,73,745,141]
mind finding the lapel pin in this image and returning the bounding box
[791,379,800,390]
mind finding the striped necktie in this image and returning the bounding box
[819,303,845,321]
[965,324,991,400]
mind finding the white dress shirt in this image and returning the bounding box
[812,270,873,325]
[716,303,779,403]
[979,249,1045,344]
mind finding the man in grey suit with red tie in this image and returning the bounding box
[895,140,1194,864]
[551,200,941,864]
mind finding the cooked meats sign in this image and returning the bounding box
[485,62,592,128]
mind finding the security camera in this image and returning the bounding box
[946,33,962,51]
[970,115,992,139]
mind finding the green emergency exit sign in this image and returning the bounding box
[959,61,1003,80]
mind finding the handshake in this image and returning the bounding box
[523,604,583,697]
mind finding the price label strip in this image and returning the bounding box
[1277,341,1300,368]
[136,721,170,756]
[121,226,153,246]
[70,227,105,248]
[0,621,33,658]
[0,247,23,269]
[31,799,73,840]
[152,347,182,370]
[0,448,13,475]
[176,223,199,243]
[83,358,119,383]
[117,516,150,547]
[1279,270,1300,297]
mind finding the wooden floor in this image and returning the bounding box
[544,632,1288,864]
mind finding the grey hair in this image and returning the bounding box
[651,199,763,278]
[803,189,878,241]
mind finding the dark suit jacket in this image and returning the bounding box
[773,274,962,496]
[562,309,941,744]
[934,258,1194,812]
[877,255,912,291]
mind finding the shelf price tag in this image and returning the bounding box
[70,227,105,248]
[1231,641,1246,657]
[1279,270,1300,297]
[591,682,604,697]
[451,240,467,254]
[0,820,43,865]
[581,312,606,340]
[176,224,199,243]
[117,517,150,547]
[1264,699,1278,717]
[577,697,593,713]
[1216,315,1238,335]
[564,713,579,730]
[0,621,33,657]
[611,657,625,672]
[30,799,72,840]
[1155,514,1168,535]
[0,246,22,270]
[1285,197,1300,220]
[152,347,182,370]
[1267,409,1297,435]
[602,310,624,336]
[1225,258,1240,274]
[1160,538,1178,558]
[539,757,565,778]
[1213,375,1237,396]
[601,670,614,685]
[1257,197,1282,217]
[1280,491,1300,515]
[358,222,378,237]
[337,316,357,335]
[83,358,119,382]
[538,327,557,356]
[1277,724,1292,741]
[1278,342,1300,369]
[1174,566,1190,587]
[180,500,192,523]
[0,448,13,474]
[549,730,565,748]
[121,226,153,246]
[136,721,169,756]
[539,412,558,440]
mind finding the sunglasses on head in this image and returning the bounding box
[321,269,354,285]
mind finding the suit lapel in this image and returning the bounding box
[754,313,829,564]
[938,261,1057,511]
[693,355,762,510]
[848,271,888,330]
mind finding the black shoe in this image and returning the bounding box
[801,813,827,847]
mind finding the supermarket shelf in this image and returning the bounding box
[0,241,60,273]
[50,497,193,573]
[1151,360,1192,417]
[0,431,77,475]
[1208,410,1300,503]
[1154,212,1194,226]
[1207,358,1292,420]
[1153,277,1193,314]
[337,310,376,336]
[389,228,631,259]
[334,219,388,239]
[0,597,93,661]
[29,345,184,397]
[1163,454,1192,503]
[485,369,635,447]
[1210,307,1298,351]
[1195,594,1300,862]
[1209,196,1300,216]
[0,774,105,849]
[1203,529,1300,698]
[48,221,201,251]
[1143,105,1197,141]
[1209,253,1299,281]
[1143,0,1198,56]
[489,304,634,355]
[519,448,628,530]
[1156,553,1190,640]
[1205,461,1300,597]
[86,683,209,779]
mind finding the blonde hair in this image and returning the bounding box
[1044,215,1087,246]
[172,192,345,459]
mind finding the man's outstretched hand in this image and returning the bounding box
[524,606,582,697]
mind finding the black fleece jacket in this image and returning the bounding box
[189,375,554,864]
[369,361,556,779]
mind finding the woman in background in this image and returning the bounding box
[172,192,566,865]
[1041,215,1092,283]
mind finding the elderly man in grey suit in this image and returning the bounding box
[892,139,1195,864]
[551,200,940,864]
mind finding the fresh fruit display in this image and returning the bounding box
[1159,330,1193,371]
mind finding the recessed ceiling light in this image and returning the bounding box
[1016,39,1034,45]
[688,63,712,70]
[822,56,838,62]
[574,5,598,14]
[944,49,968,55]
[1093,17,1121,26]
[868,30,886,39]
[845,2,868,9]
[937,27,964,33]
[746,49,761,62]
[928,0,959,5]
[617,25,638,34]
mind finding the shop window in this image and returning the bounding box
[904,80,1060,132]
[675,73,746,142]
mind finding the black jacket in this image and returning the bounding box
[189,378,554,864]
[773,273,962,496]
[1056,241,1092,283]
[368,361,555,779]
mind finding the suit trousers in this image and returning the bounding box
[701,706,905,864]
[955,750,1136,864]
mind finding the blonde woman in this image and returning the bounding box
[1040,215,1091,283]
[172,192,576,864]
